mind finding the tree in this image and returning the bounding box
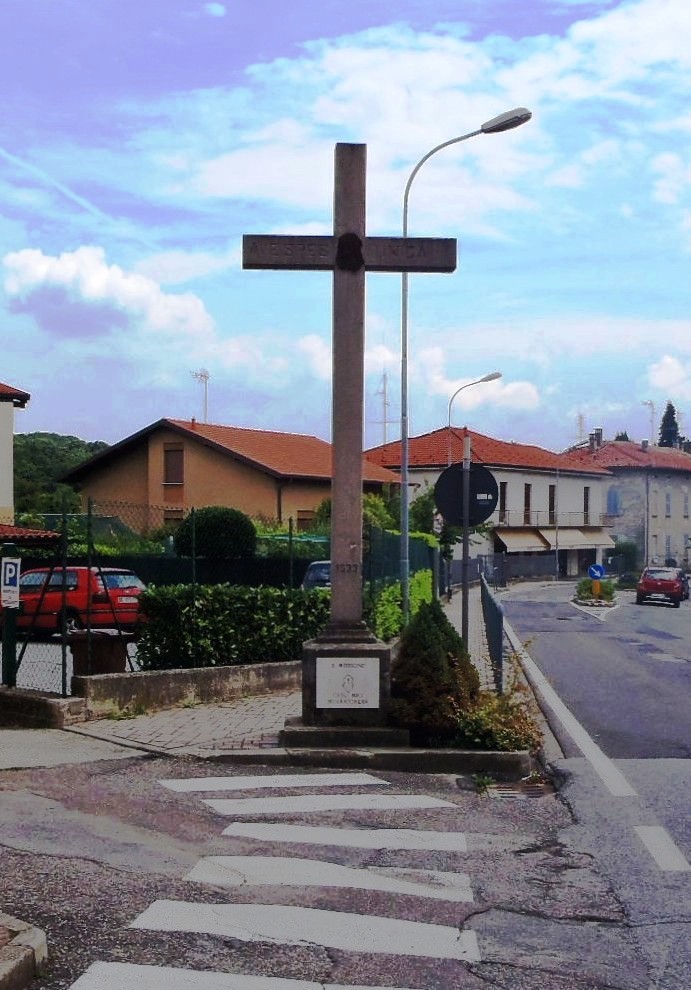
[658,401,681,448]
[614,430,630,441]
[14,432,109,514]
[173,506,257,559]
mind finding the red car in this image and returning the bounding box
[8,566,146,635]
[635,566,684,608]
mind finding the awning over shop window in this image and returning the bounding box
[538,527,614,550]
[495,528,550,552]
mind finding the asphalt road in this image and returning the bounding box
[500,580,690,990]
[0,755,648,990]
[501,582,691,759]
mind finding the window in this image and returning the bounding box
[685,494,689,519]
[607,487,621,516]
[499,481,507,523]
[523,483,531,525]
[163,446,184,485]
[665,534,672,560]
[163,509,184,526]
[296,509,315,531]
[548,484,556,525]
[583,486,590,525]
[665,492,672,518]
[651,489,658,517]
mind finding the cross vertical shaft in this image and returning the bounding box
[329,143,367,632]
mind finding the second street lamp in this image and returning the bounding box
[447,371,502,646]
[399,107,532,623]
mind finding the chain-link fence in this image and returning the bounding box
[3,500,437,696]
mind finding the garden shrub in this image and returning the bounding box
[450,689,543,752]
[173,506,257,560]
[575,577,615,601]
[137,584,330,669]
[388,598,480,741]
[364,569,434,641]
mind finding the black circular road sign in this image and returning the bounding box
[434,463,499,527]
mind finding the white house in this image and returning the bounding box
[367,426,613,578]
[0,381,30,524]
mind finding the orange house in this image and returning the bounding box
[62,418,399,533]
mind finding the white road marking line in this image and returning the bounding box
[204,793,456,816]
[503,616,638,797]
[222,822,468,851]
[67,961,423,989]
[186,856,473,902]
[160,773,386,792]
[633,826,691,872]
[131,899,481,961]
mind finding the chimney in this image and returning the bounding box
[641,439,649,451]
[594,428,603,447]
[589,433,596,452]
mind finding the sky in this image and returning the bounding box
[1,0,690,454]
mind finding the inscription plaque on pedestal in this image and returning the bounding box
[316,657,380,709]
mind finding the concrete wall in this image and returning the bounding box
[72,659,301,719]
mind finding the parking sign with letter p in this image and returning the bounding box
[1,557,21,608]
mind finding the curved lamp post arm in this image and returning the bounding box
[399,108,531,624]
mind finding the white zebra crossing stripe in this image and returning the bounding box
[221,823,468,851]
[131,900,481,961]
[160,773,387,792]
[68,961,423,989]
[186,856,474,902]
[203,794,455,816]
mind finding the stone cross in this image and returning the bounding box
[243,143,456,639]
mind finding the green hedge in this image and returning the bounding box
[137,570,435,670]
[137,584,330,670]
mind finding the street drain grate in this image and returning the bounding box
[488,781,554,800]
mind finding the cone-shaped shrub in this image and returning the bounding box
[388,599,480,738]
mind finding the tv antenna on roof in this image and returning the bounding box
[642,399,655,444]
[191,369,210,422]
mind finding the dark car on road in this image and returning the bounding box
[636,566,685,607]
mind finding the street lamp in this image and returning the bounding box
[447,372,502,647]
[400,107,532,623]
[447,372,502,465]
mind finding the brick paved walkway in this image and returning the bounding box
[73,585,494,754]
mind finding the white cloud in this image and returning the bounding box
[416,346,540,411]
[649,355,691,399]
[297,334,331,380]
[3,245,215,338]
[204,3,226,16]
[651,153,691,205]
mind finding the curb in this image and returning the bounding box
[181,745,533,778]
[0,912,47,990]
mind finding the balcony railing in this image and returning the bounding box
[494,510,611,528]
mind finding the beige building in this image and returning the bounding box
[567,432,691,568]
[62,418,399,533]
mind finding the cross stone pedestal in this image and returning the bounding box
[279,630,410,748]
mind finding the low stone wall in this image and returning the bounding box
[72,660,302,719]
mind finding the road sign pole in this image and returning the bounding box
[1,544,19,688]
[462,434,471,648]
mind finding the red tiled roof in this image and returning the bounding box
[0,381,30,407]
[166,419,398,483]
[366,427,609,476]
[566,440,691,473]
[0,524,59,545]
[63,418,399,485]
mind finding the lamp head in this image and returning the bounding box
[481,108,532,134]
[480,371,502,383]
